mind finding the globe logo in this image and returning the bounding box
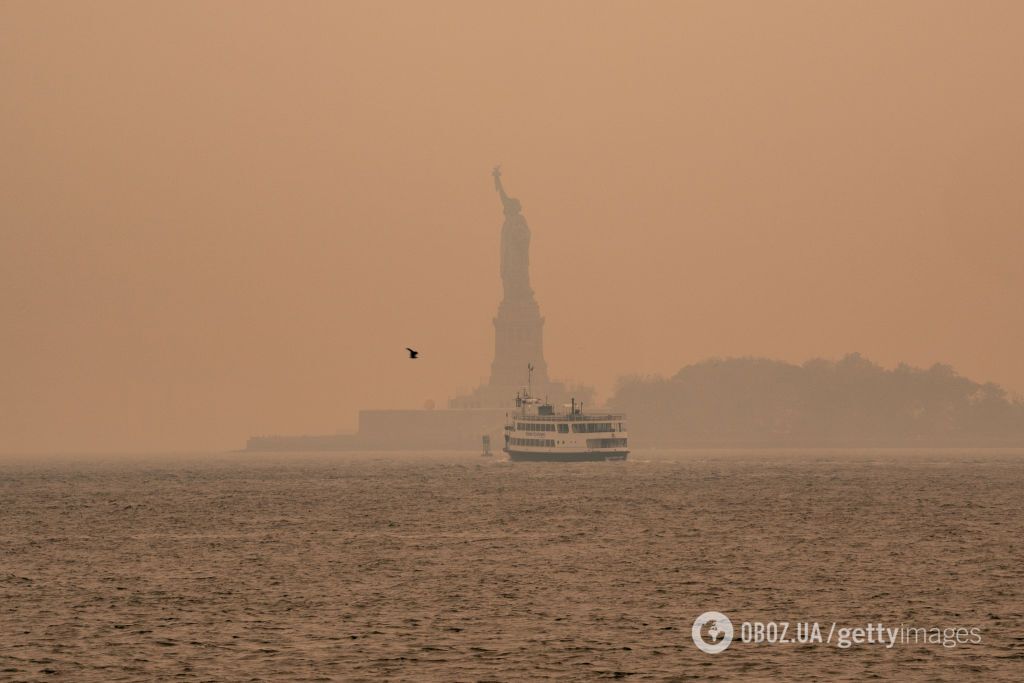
[692,611,734,654]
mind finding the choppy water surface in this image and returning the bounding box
[1,450,1022,681]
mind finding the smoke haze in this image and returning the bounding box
[2,2,1023,452]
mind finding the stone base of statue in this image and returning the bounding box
[490,296,548,388]
[448,291,594,409]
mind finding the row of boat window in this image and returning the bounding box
[573,422,615,433]
[516,422,622,433]
[509,438,556,447]
[517,422,560,432]
[586,438,628,448]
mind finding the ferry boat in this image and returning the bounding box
[503,393,629,462]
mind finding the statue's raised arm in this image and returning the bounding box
[492,165,522,216]
[492,165,507,200]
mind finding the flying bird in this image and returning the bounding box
[406,347,419,359]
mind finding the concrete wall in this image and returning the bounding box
[246,409,507,451]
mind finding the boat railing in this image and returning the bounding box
[510,413,625,421]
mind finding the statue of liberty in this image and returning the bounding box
[492,166,534,301]
[446,166,596,409]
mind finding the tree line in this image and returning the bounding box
[608,354,1024,446]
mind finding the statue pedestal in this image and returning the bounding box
[489,295,548,390]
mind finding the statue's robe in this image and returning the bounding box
[500,211,533,300]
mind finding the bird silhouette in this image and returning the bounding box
[406,347,419,359]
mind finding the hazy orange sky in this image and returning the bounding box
[2,2,1022,452]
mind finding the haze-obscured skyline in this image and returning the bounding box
[3,2,1022,452]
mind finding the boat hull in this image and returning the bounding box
[506,449,629,462]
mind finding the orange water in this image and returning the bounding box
[2,450,1022,681]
